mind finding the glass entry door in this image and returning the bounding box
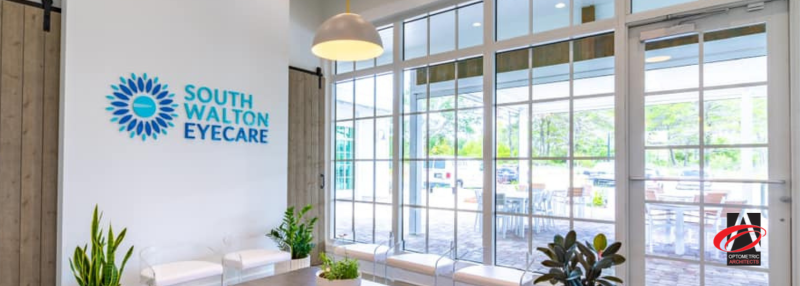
[627,2,791,285]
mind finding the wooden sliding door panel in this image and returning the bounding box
[40,11,60,286]
[288,68,325,264]
[0,2,26,285]
[20,5,45,286]
[0,1,60,285]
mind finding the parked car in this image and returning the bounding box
[676,169,712,190]
[496,166,519,184]
[424,160,453,190]
[587,162,615,187]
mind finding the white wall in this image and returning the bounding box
[58,1,289,285]
[290,0,324,71]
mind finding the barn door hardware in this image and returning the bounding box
[43,0,53,32]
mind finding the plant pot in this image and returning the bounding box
[315,271,362,286]
[277,256,311,273]
[291,256,311,270]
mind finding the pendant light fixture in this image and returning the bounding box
[312,0,384,61]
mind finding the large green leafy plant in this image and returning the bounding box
[69,205,134,286]
[318,253,360,280]
[535,231,626,286]
[267,205,318,259]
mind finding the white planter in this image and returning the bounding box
[276,256,311,273]
[291,256,311,270]
[315,271,362,286]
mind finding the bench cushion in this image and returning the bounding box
[334,244,390,262]
[386,253,454,276]
[223,249,291,270]
[140,260,223,286]
[454,265,534,286]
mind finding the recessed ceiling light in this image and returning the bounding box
[645,55,672,63]
[555,2,567,8]
[473,22,482,27]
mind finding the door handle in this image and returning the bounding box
[320,174,325,190]
[780,196,791,203]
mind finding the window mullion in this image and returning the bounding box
[482,0,496,266]
[392,19,403,254]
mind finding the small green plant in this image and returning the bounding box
[535,231,626,286]
[267,205,318,259]
[592,192,605,207]
[319,253,360,280]
[69,205,134,286]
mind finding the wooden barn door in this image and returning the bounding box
[287,67,326,264]
[0,1,61,286]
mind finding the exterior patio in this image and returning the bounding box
[336,178,771,285]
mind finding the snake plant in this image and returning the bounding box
[535,230,626,286]
[69,205,134,286]
[267,205,318,259]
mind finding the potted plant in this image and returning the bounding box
[268,204,318,271]
[316,253,361,286]
[535,230,626,286]
[69,205,134,286]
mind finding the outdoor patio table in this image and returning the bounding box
[647,203,696,256]
[499,190,528,236]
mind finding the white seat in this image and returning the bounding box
[385,253,454,276]
[140,260,223,286]
[454,265,534,286]
[334,244,390,262]
[223,249,291,270]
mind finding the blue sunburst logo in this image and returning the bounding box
[106,73,179,141]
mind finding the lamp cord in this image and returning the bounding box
[346,0,351,13]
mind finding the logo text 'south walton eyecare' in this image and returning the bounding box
[183,84,269,144]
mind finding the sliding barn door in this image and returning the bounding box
[287,68,326,264]
[0,1,61,286]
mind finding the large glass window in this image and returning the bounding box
[327,3,788,285]
[337,26,395,74]
[334,73,395,243]
[632,0,697,13]
[401,57,484,262]
[497,0,614,40]
[404,2,485,60]
[494,33,616,270]
[642,24,770,285]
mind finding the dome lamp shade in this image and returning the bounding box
[312,4,384,61]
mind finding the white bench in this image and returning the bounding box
[221,234,292,283]
[335,244,391,274]
[223,249,291,281]
[385,242,455,286]
[452,252,537,286]
[453,265,534,286]
[140,245,223,286]
[333,234,394,281]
